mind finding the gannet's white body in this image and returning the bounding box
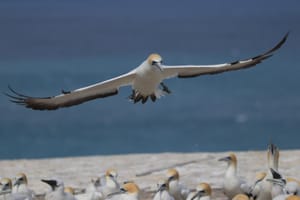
[219,153,248,199]
[166,169,189,200]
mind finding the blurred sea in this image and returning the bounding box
[0,0,300,159]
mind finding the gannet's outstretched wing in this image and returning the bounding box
[6,71,136,110]
[162,33,288,79]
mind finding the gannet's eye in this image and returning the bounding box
[151,61,158,65]
[120,188,126,193]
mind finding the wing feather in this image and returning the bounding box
[162,32,288,79]
[6,71,136,110]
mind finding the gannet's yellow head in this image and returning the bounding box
[121,182,140,195]
[167,168,179,182]
[196,183,212,196]
[232,194,250,200]
[286,196,300,200]
[147,53,163,71]
[14,173,28,186]
[218,153,237,167]
[106,168,118,179]
[147,53,162,65]
[64,186,75,195]
[156,179,169,192]
[255,172,267,182]
[1,178,12,191]
[287,177,300,186]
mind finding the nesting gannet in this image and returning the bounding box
[6,33,288,110]
[286,178,300,196]
[42,179,77,200]
[232,194,250,200]
[218,153,249,199]
[186,183,212,200]
[0,178,12,194]
[255,143,280,200]
[75,177,104,200]
[166,169,189,200]
[0,178,30,200]
[99,169,120,198]
[12,173,35,199]
[248,172,267,199]
[267,168,300,200]
[153,179,174,200]
[105,182,140,200]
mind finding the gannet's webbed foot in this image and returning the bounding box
[160,82,171,94]
[128,90,150,104]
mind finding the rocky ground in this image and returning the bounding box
[0,150,300,200]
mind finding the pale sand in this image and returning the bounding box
[1,150,300,200]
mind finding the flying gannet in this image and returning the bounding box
[6,33,288,110]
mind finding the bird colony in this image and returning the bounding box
[1,144,299,200]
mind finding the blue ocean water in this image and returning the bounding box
[0,0,300,159]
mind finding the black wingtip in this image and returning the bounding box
[267,32,289,55]
[7,85,30,98]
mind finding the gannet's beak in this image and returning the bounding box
[218,156,231,162]
[107,188,126,197]
[154,62,163,72]
[158,183,167,192]
[13,179,21,186]
[191,191,203,200]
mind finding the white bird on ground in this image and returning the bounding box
[0,178,12,196]
[166,169,189,200]
[76,169,119,200]
[105,182,140,200]
[186,183,212,200]
[76,177,104,200]
[286,178,300,196]
[41,179,77,200]
[99,169,120,198]
[218,153,249,199]
[267,168,300,200]
[255,143,280,200]
[153,179,174,200]
[12,173,35,199]
[248,172,267,199]
[6,33,288,110]
[0,178,30,200]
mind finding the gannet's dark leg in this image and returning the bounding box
[160,82,171,94]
